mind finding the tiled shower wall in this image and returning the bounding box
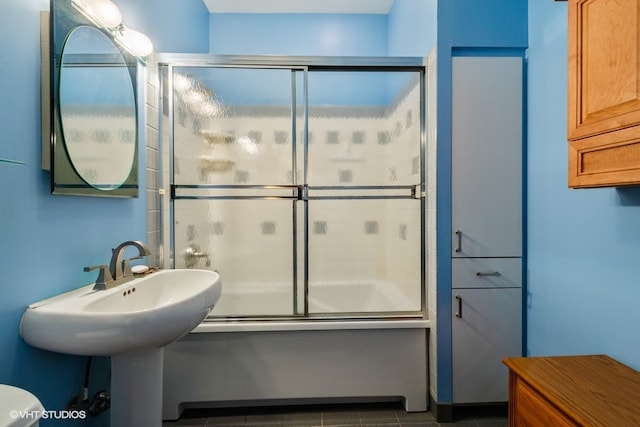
[169,73,423,310]
[145,57,162,267]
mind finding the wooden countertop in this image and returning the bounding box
[503,355,640,427]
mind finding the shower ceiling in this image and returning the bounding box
[203,0,394,14]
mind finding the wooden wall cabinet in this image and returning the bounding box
[568,0,640,187]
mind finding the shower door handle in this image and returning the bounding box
[455,295,462,318]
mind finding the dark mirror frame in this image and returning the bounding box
[46,0,139,197]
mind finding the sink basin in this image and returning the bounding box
[20,268,221,426]
[20,269,221,356]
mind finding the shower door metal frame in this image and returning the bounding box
[158,54,427,321]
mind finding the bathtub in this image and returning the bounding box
[208,280,421,317]
[162,281,430,420]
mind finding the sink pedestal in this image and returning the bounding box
[111,348,163,427]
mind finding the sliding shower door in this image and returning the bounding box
[167,59,425,319]
[171,66,305,317]
[306,70,423,315]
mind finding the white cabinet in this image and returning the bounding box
[451,56,523,404]
[451,56,522,258]
[452,287,522,403]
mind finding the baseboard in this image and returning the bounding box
[429,393,507,423]
[429,393,453,423]
[453,402,508,419]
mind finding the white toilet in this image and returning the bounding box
[0,385,44,427]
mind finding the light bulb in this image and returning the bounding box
[117,27,154,57]
[74,0,122,28]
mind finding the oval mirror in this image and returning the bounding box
[58,25,136,191]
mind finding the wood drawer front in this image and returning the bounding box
[452,258,521,289]
[515,379,578,427]
[568,125,640,188]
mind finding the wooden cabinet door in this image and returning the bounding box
[513,379,579,427]
[568,0,640,140]
[452,287,522,403]
[568,0,640,187]
[452,56,522,257]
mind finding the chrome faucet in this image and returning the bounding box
[84,240,151,290]
[109,240,151,280]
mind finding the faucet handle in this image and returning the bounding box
[122,256,144,277]
[84,265,114,290]
[183,243,211,268]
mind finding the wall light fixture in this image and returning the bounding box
[70,0,153,57]
[114,25,154,57]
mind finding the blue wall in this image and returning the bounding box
[209,1,437,58]
[114,0,209,53]
[206,11,410,120]
[434,0,528,405]
[209,13,388,56]
[0,0,207,425]
[388,0,436,56]
[527,1,640,368]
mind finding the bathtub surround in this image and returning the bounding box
[163,322,429,419]
[209,281,417,317]
[158,57,429,416]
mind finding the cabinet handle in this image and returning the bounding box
[455,230,462,253]
[476,271,501,277]
[455,295,462,318]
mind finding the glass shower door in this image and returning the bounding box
[167,62,426,320]
[171,66,304,317]
[305,70,424,316]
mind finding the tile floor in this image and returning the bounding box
[162,402,508,427]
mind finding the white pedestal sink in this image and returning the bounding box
[20,269,222,427]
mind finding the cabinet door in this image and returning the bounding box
[513,378,579,427]
[567,0,640,188]
[452,57,522,258]
[452,287,522,403]
[568,0,640,140]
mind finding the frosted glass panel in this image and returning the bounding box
[167,63,426,320]
[172,67,294,186]
[307,71,421,187]
[307,199,422,314]
[174,199,295,317]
